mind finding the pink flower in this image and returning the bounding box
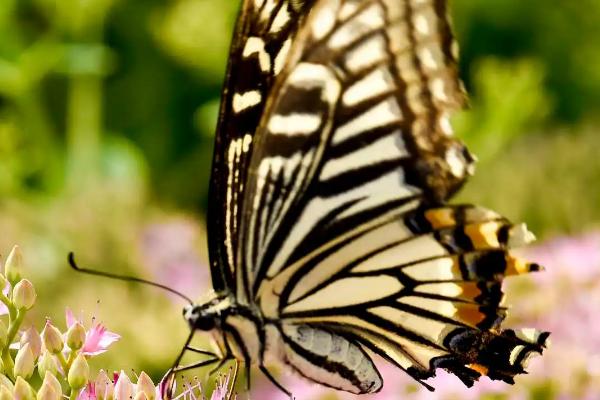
[210,374,234,400]
[78,383,96,400]
[66,308,120,356]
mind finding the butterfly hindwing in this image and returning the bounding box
[260,204,547,390]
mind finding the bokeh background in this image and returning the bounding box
[1,0,599,399]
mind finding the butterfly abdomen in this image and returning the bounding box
[281,324,383,394]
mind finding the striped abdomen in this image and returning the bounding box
[281,324,382,394]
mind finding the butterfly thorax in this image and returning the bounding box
[183,292,266,363]
[184,292,261,328]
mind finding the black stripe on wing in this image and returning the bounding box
[240,0,476,296]
[207,0,316,293]
[269,204,547,389]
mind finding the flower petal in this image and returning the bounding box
[65,308,77,329]
[81,324,120,356]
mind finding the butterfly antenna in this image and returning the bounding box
[68,252,194,304]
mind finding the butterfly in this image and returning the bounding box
[174,0,549,396]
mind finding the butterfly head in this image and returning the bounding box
[183,294,232,331]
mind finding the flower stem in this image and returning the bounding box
[0,307,23,381]
[6,309,25,345]
[0,351,14,381]
[0,292,16,320]
[56,352,70,377]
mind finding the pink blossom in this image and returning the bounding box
[210,374,234,400]
[78,383,96,400]
[65,308,120,356]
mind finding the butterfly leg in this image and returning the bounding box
[185,346,218,357]
[209,357,232,376]
[173,357,220,373]
[259,364,292,398]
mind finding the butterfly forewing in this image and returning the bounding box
[208,0,316,294]
[242,0,474,294]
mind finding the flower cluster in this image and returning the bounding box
[79,370,160,400]
[0,246,121,400]
[0,245,233,400]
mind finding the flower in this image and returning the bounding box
[20,327,42,359]
[209,374,234,400]
[114,371,134,400]
[66,322,86,351]
[38,372,62,400]
[65,308,120,356]
[68,354,90,391]
[42,321,64,354]
[14,376,34,400]
[0,386,10,400]
[13,343,35,379]
[37,351,59,378]
[78,383,96,400]
[137,372,156,400]
[4,245,23,284]
[12,279,36,310]
[94,370,114,400]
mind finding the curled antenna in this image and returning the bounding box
[68,252,194,305]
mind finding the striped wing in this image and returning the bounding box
[207,0,316,292]
[260,205,548,391]
[234,0,548,392]
[241,0,472,298]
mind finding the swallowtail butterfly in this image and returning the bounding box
[177,0,549,396]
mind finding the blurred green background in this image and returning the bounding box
[0,0,599,397]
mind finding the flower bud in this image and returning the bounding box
[0,386,11,400]
[66,322,86,351]
[134,393,148,400]
[4,245,23,284]
[40,372,62,400]
[20,327,42,359]
[14,343,35,379]
[36,382,58,400]
[114,371,133,400]
[42,321,64,354]
[95,370,114,400]
[37,351,59,379]
[0,275,7,294]
[68,354,89,390]
[12,279,36,310]
[14,376,35,400]
[0,374,13,391]
[137,372,155,400]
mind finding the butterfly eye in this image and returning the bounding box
[184,305,216,331]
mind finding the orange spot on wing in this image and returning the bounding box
[465,222,501,249]
[425,208,456,229]
[505,254,532,275]
[455,304,485,326]
[458,282,481,301]
[468,363,489,376]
